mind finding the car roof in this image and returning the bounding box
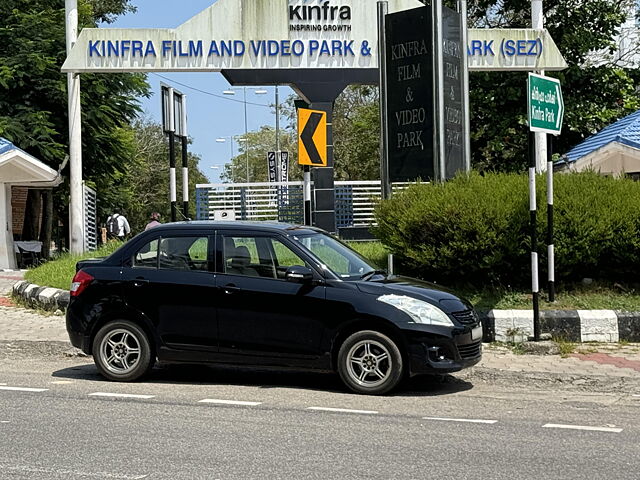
[147,221,323,236]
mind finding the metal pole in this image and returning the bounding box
[377,1,390,200]
[303,166,312,226]
[65,0,84,253]
[459,0,471,171]
[168,87,177,222]
[529,131,540,341]
[181,95,189,219]
[243,87,249,182]
[434,0,446,181]
[275,85,280,154]
[547,134,555,302]
[532,0,547,173]
[377,1,393,274]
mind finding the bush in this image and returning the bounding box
[373,171,640,287]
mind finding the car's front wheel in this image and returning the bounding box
[337,330,404,395]
[92,320,154,382]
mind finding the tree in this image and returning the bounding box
[468,0,640,172]
[0,0,149,248]
[123,119,209,233]
[278,86,382,181]
[221,126,301,183]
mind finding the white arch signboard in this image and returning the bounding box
[62,0,566,73]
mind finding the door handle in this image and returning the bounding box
[131,278,150,287]
[222,285,241,294]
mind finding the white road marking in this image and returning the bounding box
[632,394,640,397]
[0,465,147,479]
[0,386,48,392]
[423,417,497,424]
[50,380,74,384]
[198,399,262,406]
[542,423,623,433]
[88,392,155,399]
[0,383,6,386]
[0,421,9,423]
[307,407,378,415]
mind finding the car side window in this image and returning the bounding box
[133,239,159,268]
[158,236,209,271]
[223,236,262,277]
[222,235,308,279]
[271,238,307,279]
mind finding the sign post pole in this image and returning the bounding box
[181,95,189,219]
[377,1,394,275]
[459,0,471,171]
[167,88,177,222]
[528,72,564,338]
[528,131,540,341]
[547,135,555,302]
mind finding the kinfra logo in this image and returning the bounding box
[289,1,352,21]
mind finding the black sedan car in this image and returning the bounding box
[67,222,482,395]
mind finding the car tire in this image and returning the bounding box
[337,330,404,395]
[92,320,154,382]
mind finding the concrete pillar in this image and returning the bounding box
[0,184,16,270]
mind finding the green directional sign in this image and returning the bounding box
[528,73,564,135]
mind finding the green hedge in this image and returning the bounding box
[373,172,640,287]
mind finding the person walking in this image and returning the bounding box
[106,210,131,240]
[145,212,162,231]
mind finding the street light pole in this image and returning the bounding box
[243,87,249,182]
[275,85,280,154]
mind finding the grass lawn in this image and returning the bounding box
[24,241,123,291]
[23,240,640,311]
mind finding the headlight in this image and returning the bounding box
[377,294,454,327]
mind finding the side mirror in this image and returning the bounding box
[285,265,314,283]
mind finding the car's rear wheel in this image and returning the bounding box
[337,330,403,395]
[92,320,154,382]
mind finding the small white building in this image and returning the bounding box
[0,138,61,269]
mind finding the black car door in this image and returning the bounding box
[214,231,327,366]
[121,232,218,356]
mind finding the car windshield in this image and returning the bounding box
[292,233,379,280]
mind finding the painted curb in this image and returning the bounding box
[481,310,640,343]
[11,280,68,312]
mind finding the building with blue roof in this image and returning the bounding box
[557,110,640,179]
[0,138,61,269]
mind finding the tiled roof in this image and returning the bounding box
[563,110,640,164]
[0,137,16,156]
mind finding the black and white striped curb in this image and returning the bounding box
[480,310,640,343]
[11,281,69,312]
[9,280,640,343]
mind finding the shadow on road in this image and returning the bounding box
[51,362,474,397]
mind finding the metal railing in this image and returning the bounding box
[82,183,97,251]
[195,180,412,228]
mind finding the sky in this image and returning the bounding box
[109,0,294,183]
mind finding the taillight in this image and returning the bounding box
[70,270,94,297]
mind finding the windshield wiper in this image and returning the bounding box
[360,269,387,281]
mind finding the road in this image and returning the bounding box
[1,342,639,479]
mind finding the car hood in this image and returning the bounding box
[355,275,472,313]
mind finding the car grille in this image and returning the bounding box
[457,341,482,359]
[452,309,478,325]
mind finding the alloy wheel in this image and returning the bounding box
[345,339,392,388]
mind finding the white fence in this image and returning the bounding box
[196,180,410,228]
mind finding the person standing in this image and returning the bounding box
[106,210,131,240]
[145,212,162,231]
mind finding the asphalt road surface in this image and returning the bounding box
[1,347,639,479]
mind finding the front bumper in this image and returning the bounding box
[405,323,483,375]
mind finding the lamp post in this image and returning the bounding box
[215,136,239,182]
[222,87,267,183]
